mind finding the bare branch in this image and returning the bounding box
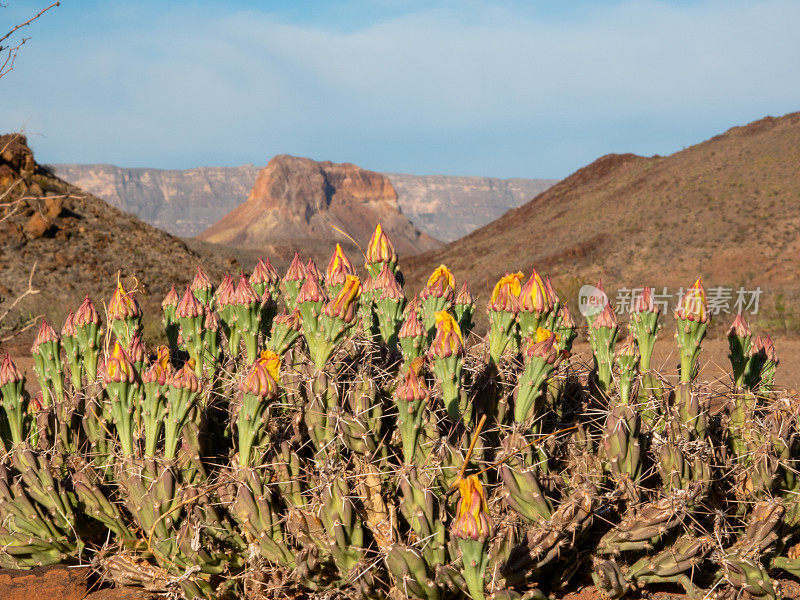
[0,1,60,45]
[0,2,60,79]
[0,261,40,326]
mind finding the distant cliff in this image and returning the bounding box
[51,164,556,241]
[51,163,261,237]
[386,173,556,241]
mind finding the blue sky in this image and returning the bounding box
[1,0,798,178]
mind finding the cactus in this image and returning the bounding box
[451,475,493,600]
[429,310,465,421]
[487,272,523,364]
[420,265,456,338]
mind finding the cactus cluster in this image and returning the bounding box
[0,225,796,600]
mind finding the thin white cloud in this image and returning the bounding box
[2,0,798,176]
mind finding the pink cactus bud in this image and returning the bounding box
[763,335,778,362]
[162,285,179,309]
[29,393,43,412]
[519,269,548,313]
[284,252,307,282]
[488,272,523,313]
[592,303,618,329]
[728,313,751,338]
[323,275,361,322]
[455,282,474,306]
[126,332,146,364]
[524,328,560,364]
[399,309,425,339]
[233,274,259,306]
[216,274,236,307]
[615,333,639,359]
[204,309,220,330]
[239,350,280,398]
[75,295,101,326]
[325,244,356,287]
[250,257,279,288]
[31,320,59,353]
[395,359,429,403]
[365,223,397,265]
[361,273,375,294]
[405,295,421,315]
[421,265,456,302]
[675,278,708,323]
[297,275,328,305]
[102,341,137,384]
[451,475,493,542]
[544,276,560,306]
[633,287,659,314]
[305,259,322,283]
[558,305,576,328]
[108,282,142,320]
[143,346,173,386]
[176,286,204,319]
[0,354,23,387]
[168,363,201,393]
[375,262,403,301]
[62,311,77,338]
[191,266,213,293]
[429,311,464,359]
[273,308,301,330]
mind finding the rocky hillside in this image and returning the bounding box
[0,134,233,338]
[52,163,261,237]
[386,173,556,241]
[405,112,800,327]
[198,154,441,257]
[50,163,555,241]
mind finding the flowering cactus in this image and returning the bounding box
[250,256,280,299]
[0,354,29,446]
[398,299,427,366]
[175,285,207,376]
[161,284,180,352]
[487,271,523,364]
[365,222,398,278]
[231,274,262,362]
[101,341,139,457]
[236,350,280,467]
[108,281,142,347]
[190,266,215,306]
[141,346,172,456]
[324,243,356,297]
[163,363,201,460]
[453,282,475,339]
[419,265,456,338]
[452,475,493,600]
[373,262,406,352]
[727,312,752,391]
[429,310,465,421]
[514,328,561,425]
[31,320,64,407]
[554,304,577,356]
[674,278,709,437]
[630,287,661,401]
[589,303,619,394]
[61,311,82,391]
[394,358,429,463]
[614,333,640,405]
[74,295,102,380]
[518,268,551,339]
[268,308,302,356]
[282,251,307,310]
[300,275,361,369]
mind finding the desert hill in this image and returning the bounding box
[198,154,441,256]
[405,112,800,325]
[0,134,232,335]
[50,163,556,241]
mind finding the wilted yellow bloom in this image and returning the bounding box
[489,272,523,312]
[366,223,397,264]
[430,310,464,358]
[452,475,493,542]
